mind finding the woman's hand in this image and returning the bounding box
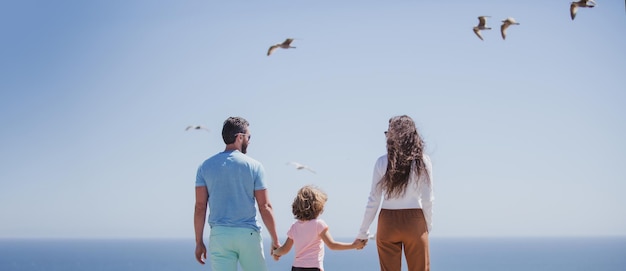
[353,239,368,250]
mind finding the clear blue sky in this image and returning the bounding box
[1,0,624,239]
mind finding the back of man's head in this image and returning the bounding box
[222,117,249,144]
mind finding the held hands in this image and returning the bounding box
[272,249,281,261]
[271,241,281,261]
[352,239,368,250]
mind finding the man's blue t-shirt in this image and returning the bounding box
[195,150,267,231]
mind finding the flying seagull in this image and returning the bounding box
[267,38,296,56]
[286,162,316,173]
[570,0,596,20]
[500,17,520,40]
[185,125,210,132]
[473,16,491,41]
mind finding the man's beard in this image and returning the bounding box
[241,142,248,154]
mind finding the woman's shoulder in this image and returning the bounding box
[373,154,388,175]
[422,154,432,168]
[375,154,388,164]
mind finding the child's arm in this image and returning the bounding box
[273,237,294,257]
[320,228,367,250]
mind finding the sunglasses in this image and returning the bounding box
[235,133,251,140]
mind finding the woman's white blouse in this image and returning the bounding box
[357,154,434,240]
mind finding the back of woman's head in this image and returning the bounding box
[386,115,424,161]
[382,115,428,198]
[292,185,328,221]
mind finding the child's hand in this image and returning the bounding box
[352,239,368,250]
[272,253,281,261]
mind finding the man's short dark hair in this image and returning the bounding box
[222,117,249,144]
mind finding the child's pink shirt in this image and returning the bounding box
[287,218,328,270]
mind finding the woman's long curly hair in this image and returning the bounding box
[380,115,430,199]
[292,185,328,221]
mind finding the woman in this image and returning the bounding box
[357,115,434,271]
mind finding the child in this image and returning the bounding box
[273,185,367,271]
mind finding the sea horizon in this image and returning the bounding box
[2,236,625,271]
[3,234,626,240]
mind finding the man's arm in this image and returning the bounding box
[255,189,280,250]
[194,186,209,264]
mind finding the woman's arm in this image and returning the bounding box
[357,155,386,239]
[321,228,367,250]
[421,155,434,232]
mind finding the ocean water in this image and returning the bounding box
[1,237,625,271]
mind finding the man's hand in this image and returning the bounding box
[271,241,281,261]
[195,242,207,264]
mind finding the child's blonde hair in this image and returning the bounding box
[292,185,328,221]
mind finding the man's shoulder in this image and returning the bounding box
[234,152,263,167]
[200,152,226,165]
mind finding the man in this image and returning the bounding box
[194,116,280,271]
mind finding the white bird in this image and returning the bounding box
[185,125,210,132]
[473,16,491,41]
[267,38,296,56]
[570,0,596,20]
[500,17,520,40]
[286,162,316,173]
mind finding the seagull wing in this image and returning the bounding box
[570,3,578,20]
[477,16,488,28]
[283,38,294,46]
[473,27,484,41]
[505,17,518,24]
[186,125,209,132]
[288,162,316,173]
[288,161,302,167]
[267,45,279,56]
[500,23,509,40]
